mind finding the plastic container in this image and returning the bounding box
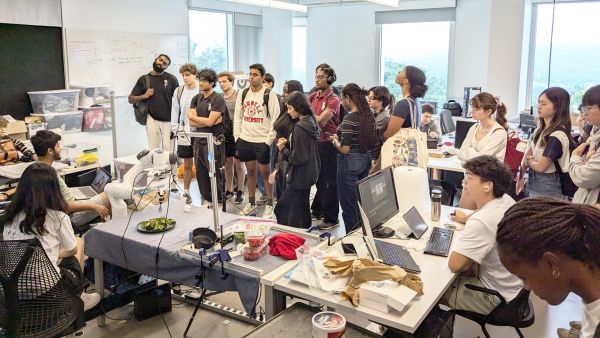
[312,311,346,338]
[70,85,114,106]
[27,122,47,138]
[28,89,80,114]
[74,148,99,167]
[32,111,83,133]
[245,231,265,248]
[80,106,111,131]
[242,245,264,261]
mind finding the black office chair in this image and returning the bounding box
[429,179,457,206]
[0,239,85,338]
[453,284,534,338]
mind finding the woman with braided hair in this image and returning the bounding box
[497,197,600,338]
[329,83,380,233]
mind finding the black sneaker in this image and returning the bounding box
[317,221,339,230]
[224,191,235,200]
[235,191,245,204]
[311,212,324,220]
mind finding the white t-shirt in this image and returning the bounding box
[582,298,600,338]
[171,85,199,146]
[3,210,77,273]
[453,194,522,302]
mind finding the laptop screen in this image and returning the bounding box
[357,166,399,231]
[91,168,111,193]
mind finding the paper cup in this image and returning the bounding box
[312,311,346,338]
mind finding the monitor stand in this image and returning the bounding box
[372,225,395,238]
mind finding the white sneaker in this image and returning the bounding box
[80,292,101,311]
[201,200,213,209]
[240,203,257,216]
[262,205,275,219]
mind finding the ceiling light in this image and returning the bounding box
[367,0,398,7]
[233,0,307,12]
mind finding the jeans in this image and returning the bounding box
[337,152,371,233]
[311,142,339,223]
[527,169,563,198]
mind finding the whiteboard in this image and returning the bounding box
[65,29,188,96]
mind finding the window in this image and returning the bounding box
[189,10,232,73]
[529,1,600,110]
[380,21,452,105]
[292,25,307,90]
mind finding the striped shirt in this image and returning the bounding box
[337,111,363,152]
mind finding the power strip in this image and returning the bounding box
[174,290,264,326]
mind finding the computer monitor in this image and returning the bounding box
[439,109,456,135]
[357,166,399,236]
[454,120,478,149]
[519,113,537,135]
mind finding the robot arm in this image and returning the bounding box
[105,149,176,218]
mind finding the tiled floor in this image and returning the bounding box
[80,177,582,337]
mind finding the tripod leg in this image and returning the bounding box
[183,288,208,337]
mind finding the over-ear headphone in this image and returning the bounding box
[326,69,337,85]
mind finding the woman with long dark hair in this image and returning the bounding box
[383,65,428,140]
[272,80,305,199]
[368,86,394,171]
[330,83,380,233]
[497,197,600,338]
[516,87,576,198]
[274,91,320,228]
[2,163,100,311]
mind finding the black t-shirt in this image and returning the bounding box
[190,91,226,136]
[392,96,420,128]
[130,72,179,122]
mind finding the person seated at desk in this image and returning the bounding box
[2,162,101,311]
[497,198,600,338]
[441,155,522,315]
[419,103,440,139]
[31,131,110,227]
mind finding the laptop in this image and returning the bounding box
[70,168,111,200]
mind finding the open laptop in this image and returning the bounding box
[70,167,111,200]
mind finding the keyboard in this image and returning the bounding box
[374,240,421,274]
[425,227,454,257]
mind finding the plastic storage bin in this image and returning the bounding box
[80,106,112,131]
[28,89,80,114]
[70,85,115,106]
[32,111,83,133]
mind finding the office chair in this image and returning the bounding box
[429,179,457,206]
[453,284,534,338]
[0,239,84,338]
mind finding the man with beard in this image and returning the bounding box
[129,54,179,152]
[30,131,111,227]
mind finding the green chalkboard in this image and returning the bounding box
[0,23,65,120]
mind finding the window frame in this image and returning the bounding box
[187,8,235,71]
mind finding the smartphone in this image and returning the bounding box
[341,242,357,255]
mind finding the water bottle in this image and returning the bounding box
[431,187,442,222]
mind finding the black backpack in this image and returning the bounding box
[443,100,462,117]
[241,87,272,119]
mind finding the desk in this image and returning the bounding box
[269,206,458,336]
[427,155,464,173]
[84,202,325,325]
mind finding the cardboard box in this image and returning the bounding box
[0,115,27,140]
[359,282,391,313]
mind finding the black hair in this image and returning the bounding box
[285,80,304,94]
[286,91,314,117]
[582,84,600,108]
[316,63,336,85]
[2,163,68,236]
[249,63,266,76]
[31,130,61,157]
[421,104,434,114]
[198,68,218,88]
[369,86,395,112]
[404,66,428,98]
[157,54,171,65]
[264,73,275,86]
[533,87,575,147]
[342,83,379,151]
[463,155,512,198]
[497,197,600,270]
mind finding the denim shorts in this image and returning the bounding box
[527,169,563,198]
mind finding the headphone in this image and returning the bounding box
[326,69,337,85]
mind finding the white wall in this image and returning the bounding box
[262,8,293,89]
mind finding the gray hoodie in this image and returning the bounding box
[570,131,600,205]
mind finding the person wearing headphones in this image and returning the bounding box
[308,63,341,230]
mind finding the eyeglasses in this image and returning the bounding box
[582,105,599,113]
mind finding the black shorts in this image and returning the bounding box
[59,256,85,295]
[225,140,237,158]
[177,144,194,159]
[236,139,270,165]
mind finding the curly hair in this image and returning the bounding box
[342,83,379,151]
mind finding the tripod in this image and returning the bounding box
[183,250,209,337]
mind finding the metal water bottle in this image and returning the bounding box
[431,188,442,222]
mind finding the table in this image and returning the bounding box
[268,206,458,336]
[427,154,463,173]
[84,202,325,325]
